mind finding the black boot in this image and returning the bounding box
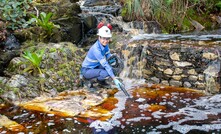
[83,78,97,92]
[97,80,111,89]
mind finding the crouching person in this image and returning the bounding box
[81,24,123,91]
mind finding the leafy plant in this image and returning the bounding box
[123,0,145,20]
[30,12,60,36]
[0,0,33,30]
[216,1,221,8]
[22,49,45,75]
[0,87,3,94]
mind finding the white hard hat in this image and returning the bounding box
[97,26,112,38]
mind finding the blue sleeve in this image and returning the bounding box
[93,48,115,78]
[105,47,112,59]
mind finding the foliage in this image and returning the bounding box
[122,0,221,33]
[0,87,3,94]
[0,0,33,30]
[122,0,146,21]
[22,49,45,75]
[30,12,60,36]
[216,1,221,8]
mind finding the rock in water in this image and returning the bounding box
[18,89,111,118]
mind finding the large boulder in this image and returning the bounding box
[14,0,83,44]
[0,42,85,104]
[0,33,20,76]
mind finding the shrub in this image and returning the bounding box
[0,0,33,30]
[122,0,221,33]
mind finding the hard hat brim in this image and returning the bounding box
[97,33,112,38]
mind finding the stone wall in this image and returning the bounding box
[124,39,221,93]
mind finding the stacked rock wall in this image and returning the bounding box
[125,39,221,93]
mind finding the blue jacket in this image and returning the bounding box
[82,40,115,78]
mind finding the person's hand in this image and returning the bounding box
[113,78,130,97]
[114,79,123,90]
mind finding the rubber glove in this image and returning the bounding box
[114,79,123,90]
[108,58,116,64]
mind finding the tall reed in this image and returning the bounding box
[123,0,221,32]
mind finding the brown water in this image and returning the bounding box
[1,84,221,134]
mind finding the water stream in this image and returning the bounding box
[1,84,221,133]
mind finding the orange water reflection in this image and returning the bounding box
[2,84,221,134]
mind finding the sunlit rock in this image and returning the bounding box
[169,80,182,87]
[163,68,173,75]
[161,80,169,86]
[79,107,112,121]
[188,75,198,81]
[173,61,192,67]
[142,69,153,75]
[174,68,183,75]
[121,50,130,57]
[0,115,24,132]
[203,52,218,60]
[183,82,191,88]
[195,81,205,89]
[18,89,111,118]
[170,52,180,61]
[155,60,171,66]
[172,75,182,81]
[204,64,220,77]
[6,75,28,88]
[198,74,204,81]
[187,69,197,75]
[150,77,160,84]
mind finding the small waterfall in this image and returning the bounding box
[204,50,221,94]
[78,20,85,47]
[119,41,146,89]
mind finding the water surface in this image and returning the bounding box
[1,84,221,134]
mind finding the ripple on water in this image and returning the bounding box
[1,84,221,133]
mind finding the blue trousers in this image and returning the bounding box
[81,65,109,81]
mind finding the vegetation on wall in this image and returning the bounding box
[121,0,221,33]
[1,0,221,37]
[122,0,144,21]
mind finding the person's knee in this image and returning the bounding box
[98,70,109,81]
[83,69,100,80]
